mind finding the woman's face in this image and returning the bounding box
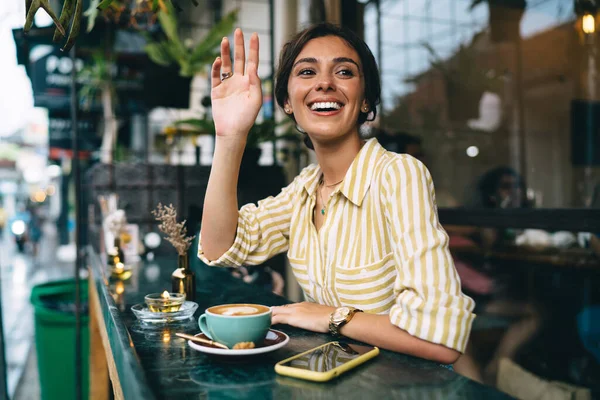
[285,36,367,145]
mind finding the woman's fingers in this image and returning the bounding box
[220,36,232,75]
[271,305,294,325]
[233,28,245,75]
[271,314,287,325]
[247,32,259,84]
[211,57,222,89]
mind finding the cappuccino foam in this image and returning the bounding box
[222,306,260,316]
[209,303,270,316]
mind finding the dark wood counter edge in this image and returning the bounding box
[450,245,600,271]
[439,208,600,232]
[87,246,156,400]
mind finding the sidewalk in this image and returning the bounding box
[1,223,73,398]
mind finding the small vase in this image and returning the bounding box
[108,237,125,267]
[172,254,196,302]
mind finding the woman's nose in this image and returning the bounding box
[315,76,335,91]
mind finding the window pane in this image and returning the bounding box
[371,0,600,209]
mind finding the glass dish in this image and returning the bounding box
[144,292,185,312]
[131,301,198,323]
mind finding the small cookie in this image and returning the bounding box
[232,342,256,349]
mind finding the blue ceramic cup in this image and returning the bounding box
[198,304,271,348]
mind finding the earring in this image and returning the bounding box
[361,105,369,113]
[284,106,292,114]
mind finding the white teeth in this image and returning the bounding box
[310,102,342,111]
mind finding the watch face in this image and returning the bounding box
[333,307,351,323]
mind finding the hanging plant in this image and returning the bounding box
[24,0,81,51]
[23,0,203,51]
[144,1,238,77]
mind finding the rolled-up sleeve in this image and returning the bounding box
[198,176,299,268]
[383,156,475,353]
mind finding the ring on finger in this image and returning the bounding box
[221,72,233,81]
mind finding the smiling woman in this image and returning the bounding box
[198,23,475,365]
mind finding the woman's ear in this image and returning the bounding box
[284,100,293,115]
[361,101,370,113]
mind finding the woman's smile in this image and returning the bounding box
[308,97,345,116]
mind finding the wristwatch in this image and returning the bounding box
[329,306,363,337]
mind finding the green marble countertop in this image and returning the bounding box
[88,247,512,400]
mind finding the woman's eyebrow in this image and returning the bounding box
[293,57,317,68]
[292,57,361,71]
[333,57,361,71]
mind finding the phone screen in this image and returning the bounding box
[279,342,375,372]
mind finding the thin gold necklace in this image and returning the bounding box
[318,178,343,215]
[323,178,343,188]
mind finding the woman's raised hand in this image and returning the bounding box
[211,28,262,143]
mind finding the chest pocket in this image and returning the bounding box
[287,251,311,289]
[335,252,398,314]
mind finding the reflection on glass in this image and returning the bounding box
[279,342,368,373]
[361,1,600,209]
[110,261,133,281]
[115,280,125,295]
[111,280,126,311]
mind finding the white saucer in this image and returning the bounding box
[187,329,289,356]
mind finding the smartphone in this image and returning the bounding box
[275,341,379,382]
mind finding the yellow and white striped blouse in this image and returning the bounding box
[198,138,475,352]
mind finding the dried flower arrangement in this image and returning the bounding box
[151,203,195,256]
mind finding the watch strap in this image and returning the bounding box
[329,307,363,337]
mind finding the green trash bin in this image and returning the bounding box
[30,279,89,400]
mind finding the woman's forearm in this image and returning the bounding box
[340,313,461,365]
[200,136,246,260]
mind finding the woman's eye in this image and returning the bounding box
[298,69,315,76]
[337,69,354,77]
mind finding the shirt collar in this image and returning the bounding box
[301,138,385,207]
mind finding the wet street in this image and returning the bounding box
[0,223,73,398]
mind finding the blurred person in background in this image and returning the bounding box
[453,166,542,385]
[27,203,43,258]
[10,203,30,253]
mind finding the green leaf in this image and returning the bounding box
[155,1,188,62]
[190,9,238,64]
[179,60,194,77]
[97,0,116,11]
[157,1,180,44]
[84,0,100,33]
[145,42,173,66]
[164,43,187,65]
